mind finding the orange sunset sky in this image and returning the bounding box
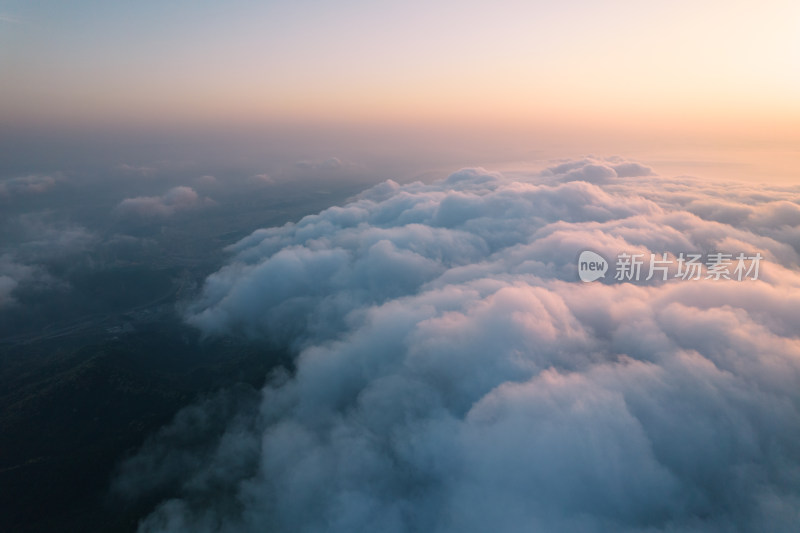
[1,0,798,179]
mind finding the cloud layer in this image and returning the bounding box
[117,158,800,532]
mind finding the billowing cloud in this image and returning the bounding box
[116,186,210,218]
[541,158,654,184]
[116,158,800,533]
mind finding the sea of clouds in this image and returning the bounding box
[115,158,800,532]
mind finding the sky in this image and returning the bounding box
[2,3,800,532]
[1,0,799,146]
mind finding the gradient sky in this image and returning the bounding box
[1,0,799,150]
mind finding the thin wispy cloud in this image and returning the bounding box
[115,163,158,178]
[0,173,63,197]
[0,14,20,24]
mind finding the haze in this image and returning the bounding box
[1,0,798,181]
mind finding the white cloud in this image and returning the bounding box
[116,186,210,218]
[117,158,800,533]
